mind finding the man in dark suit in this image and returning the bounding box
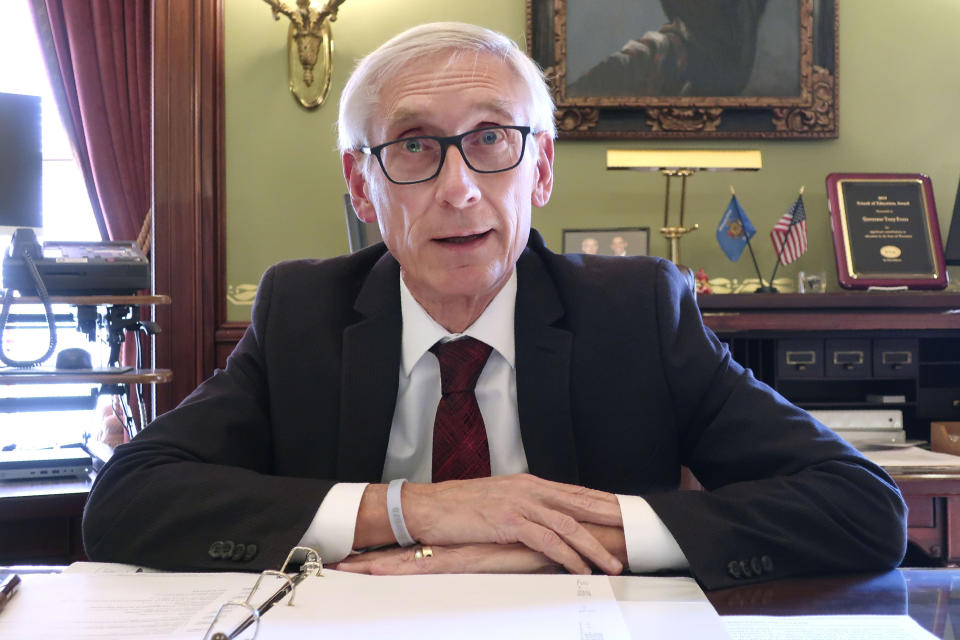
[82,22,906,590]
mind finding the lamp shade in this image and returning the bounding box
[606,149,762,172]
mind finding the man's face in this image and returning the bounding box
[343,52,554,310]
[611,236,627,255]
[581,238,598,254]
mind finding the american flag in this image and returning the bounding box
[769,195,808,265]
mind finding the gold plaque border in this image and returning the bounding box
[830,175,946,287]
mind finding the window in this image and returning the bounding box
[1,1,105,451]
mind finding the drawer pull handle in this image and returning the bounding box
[833,351,864,366]
[881,351,912,366]
[786,350,816,366]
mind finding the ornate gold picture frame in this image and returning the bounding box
[526,0,838,139]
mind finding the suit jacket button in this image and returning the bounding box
[727,561,742,579]
[243,543,259,562]
[739,560,753,578]
[761,555,774,572]
[750,556,763,575]
[221,540,235,559]
[231,543,246,561]
[208,541,225,559]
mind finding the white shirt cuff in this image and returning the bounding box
[616,494,689,573]
[297,482,369,563]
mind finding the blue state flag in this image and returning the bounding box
[716,195,756,262]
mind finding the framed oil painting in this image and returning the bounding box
[526,0,838,139]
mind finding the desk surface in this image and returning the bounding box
[698,291,960,332]
[709,568,958,637]
[0,565,956,636]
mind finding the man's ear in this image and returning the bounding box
[530,134,554,208]
[342,152,378,223]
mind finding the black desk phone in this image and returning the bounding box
[0,228,150,367]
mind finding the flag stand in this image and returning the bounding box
[727,186,771,291]
[764,186,808,292]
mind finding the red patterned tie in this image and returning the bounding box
[430,337,494,482]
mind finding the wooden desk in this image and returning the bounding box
[709,568,958,638]
[894,471,960,566]
[699,291,960,332]
[0,476,91,565]
[700,292,960,568]
[699,293,960,439]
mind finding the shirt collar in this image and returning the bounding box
[399,270,517,376]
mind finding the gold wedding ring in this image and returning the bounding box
[414,545,434,560]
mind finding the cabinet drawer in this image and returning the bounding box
[905,496,936,528]
[0,517,70,563]
[825,339,871,378]
[918,388,960,419]
[873,339,918,378]
[777,339,823,378]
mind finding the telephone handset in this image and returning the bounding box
[9,227,42,261]
[0,229,57,367]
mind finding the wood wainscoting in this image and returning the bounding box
[216,322,249,369]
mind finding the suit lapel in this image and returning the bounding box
[337,253,402,482]
[514,246,579,484]
[335,237,579,484]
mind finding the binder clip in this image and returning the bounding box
[204,546,323,640]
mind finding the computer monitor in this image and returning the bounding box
[0,92,42,239]
[945,175,960,266]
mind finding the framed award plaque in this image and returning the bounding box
[826,173,947,289]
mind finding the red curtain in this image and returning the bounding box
[30,1,152,438]
[30,0,151,246]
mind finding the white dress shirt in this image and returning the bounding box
[298,269,688,573]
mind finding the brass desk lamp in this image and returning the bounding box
[606,150,762,263]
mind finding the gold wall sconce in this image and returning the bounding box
[606,149,762,264]
[262,0,348,109]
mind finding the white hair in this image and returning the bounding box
[337,22,556,152]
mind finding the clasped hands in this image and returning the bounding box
[334,474,627,576]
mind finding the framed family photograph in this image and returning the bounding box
[526,0,838,139]
[562,227,650,257]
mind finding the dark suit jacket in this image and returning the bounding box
[82,230,906,590]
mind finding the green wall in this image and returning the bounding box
[225,0,960,320]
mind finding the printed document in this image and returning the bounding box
[0,566,734,639]
[0,572,253,639]
[723,614,937,639]
[258,570,634,640]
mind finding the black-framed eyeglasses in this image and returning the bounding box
[360,125,533,185]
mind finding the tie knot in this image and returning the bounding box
[430,337,493,394]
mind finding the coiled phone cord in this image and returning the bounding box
[0,249,57,368]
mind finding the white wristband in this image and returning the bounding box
[387,478,416,547]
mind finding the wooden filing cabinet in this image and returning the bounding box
[700,292,960,564]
